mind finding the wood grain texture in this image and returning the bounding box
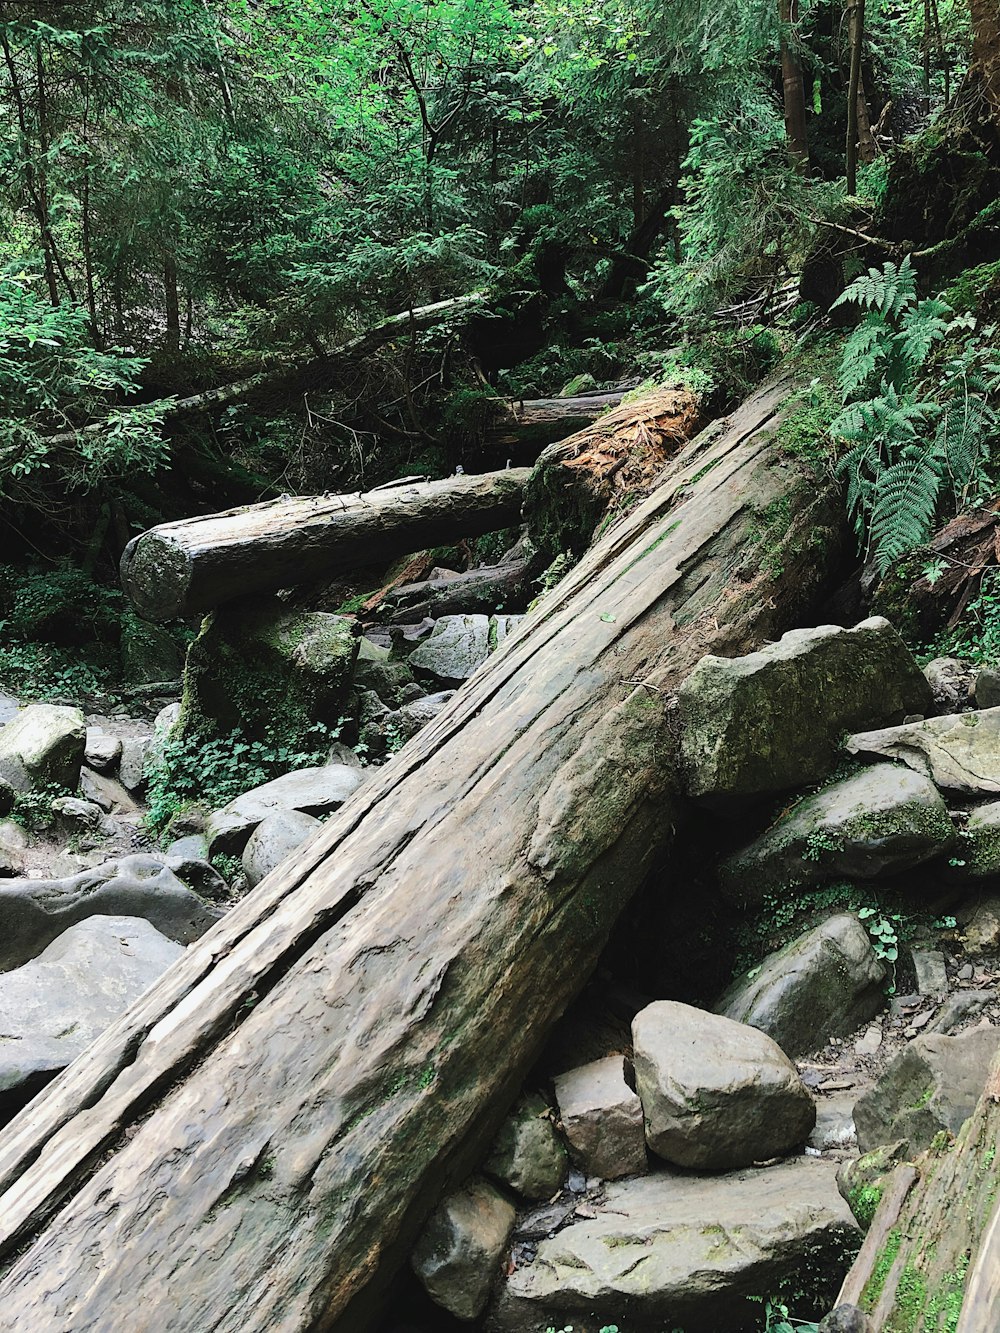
[120,468,531,621]
[838,1049,1000,1331]
[0,375,842,1332]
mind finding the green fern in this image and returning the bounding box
[832,261,999,575]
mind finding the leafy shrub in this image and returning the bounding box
[145,722,337,834]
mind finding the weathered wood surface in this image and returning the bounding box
[43,292,488,450]
[120,468,530,621]
[0,375,842,1332]
[836,1050,1000,1331]
[376,552,535,622]
[486,389,627,450]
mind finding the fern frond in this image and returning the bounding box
[832,255,917,320]
[869,443,944,573]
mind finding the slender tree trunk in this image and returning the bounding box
[34,45,76,304]
[846,0,866,192]
[1,34,58,304]
[856,73,877,162]
[780,0,810,172]
[922,0,932,114]
[971,0,1000,121]
[81,81,100,346]
[163,249,181,354]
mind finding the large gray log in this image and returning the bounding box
[0,374,842,1332]
[120,468,530,621]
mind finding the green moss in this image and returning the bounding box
[849,1182,884,1229]
[862,1227,902,1310]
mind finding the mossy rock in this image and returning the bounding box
[176,597,358,751]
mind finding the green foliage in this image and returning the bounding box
[931,567,1000,664]
[0,269,170,500]
[9,781,68,832]
[832,258,1000,575]
[145,721,336,834]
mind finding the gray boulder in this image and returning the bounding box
[118,736,152,792]
[206,764,365,856]
[0,703,86,793]
[166,833,209,862]
[854,1025,1000,1155]
[391,691,455,744]
[964,896,1000,954]
[408,614,492,685]
[974,666,1000,709]
[80,767,140,814]
[0,915,183,1113]
[847,707,1000,794]
[411,1175,516,1320]
[242,809,322,887]
[717,914,887,1058]
[958,803,1000,877]
[632,1001,815,1169]
[0,854,222,972]
[484,1094,567,1201]
[553,1055,647,1181]
[678,618,930,800]
[487,1158,858,1333]
[352,656,420,709]
[923,657,973,712]
[0,820,28,878]
[84,728,122,772]
[719,766,953,901]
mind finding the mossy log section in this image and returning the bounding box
[0,375,841,1333]
[120,468,531,622]
[486,389,627,451]
[836,1051,1000,1330]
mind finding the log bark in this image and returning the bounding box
[376,553,535,622]
[486,389,628,452]
[0,375,842,1332]
[41,293,487,450]
[120,468,531,622]
[836,1050,1000,1330]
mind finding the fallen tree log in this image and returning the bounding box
[486,389,629,453]
[0,374,842,1332]
[120,468,530,621]
[41,293,488,451]
[835,1049,1000,1330]
[376,551,536,622]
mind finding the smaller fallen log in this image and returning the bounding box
[120,469,530,622]
[376,553,535,622]
[835,1049,1000,1330]
[486,390,628,452]
[42,293,488,450]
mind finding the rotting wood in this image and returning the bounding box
[120,468,530,622]
[836,1163,920,1309]
[376,553,535,622]
[0,374,842,1333]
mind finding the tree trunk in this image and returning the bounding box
[486,390,629,453]
[163,249,181,355]
[846,0,866,192]
[971,0,1000,122]
[835,1050,1000,1329]
[40,293,488,451]
[780,0,810,172]
[120,468,532,621]
[0,377,842,1333]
